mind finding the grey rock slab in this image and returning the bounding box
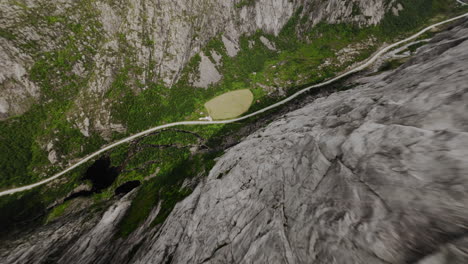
[131,21,468,264]
[0,0,392,128]
[193,52,222,88]
[2,12,468,264]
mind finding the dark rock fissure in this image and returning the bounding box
[84,156,120,193]
[115,180,141,196]
[64,190,94,201]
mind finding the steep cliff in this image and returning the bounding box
[0,0,392,119]
[111,19,468,264]
[2,0,462,193]
[2,0,423,189]
[1,16,467,264]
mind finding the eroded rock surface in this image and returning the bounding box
[1,18,467,264]
[193,52,222,88]
[0,0,394,121]
[129,21,468,264]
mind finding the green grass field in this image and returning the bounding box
[204,89,254,120]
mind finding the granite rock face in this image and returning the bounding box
[0,37,38,119]
[128,21,468,264]
[0,0,394,121]
[1,16,468,264]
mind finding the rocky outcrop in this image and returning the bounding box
[192,52,222,88]
[1,18,467,264]
[127,21,468,264]
[0,37,38,119]
[0,0,394,121]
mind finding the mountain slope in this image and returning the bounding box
[121,19,468,264]
[1,0,461,190]
[1,17,467,264]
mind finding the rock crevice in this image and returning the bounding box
[1,16,468,264]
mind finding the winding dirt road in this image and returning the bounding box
[1,12,467,197]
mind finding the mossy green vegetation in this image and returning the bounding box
[0,0,465,237]
[117,150,219,237]
[378,0,460,39]
[104,1,468,237]
[235,0,256,9]
[46,200,72,223]
[0,28,16,40]
[0,0,104,188]
[92,128,201,200]
[0,161,93,235]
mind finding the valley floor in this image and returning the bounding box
[1,15,468,264]
[1,11,467,198]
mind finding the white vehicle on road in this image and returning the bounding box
[1,11,467,197]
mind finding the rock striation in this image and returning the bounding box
[127,20,468,264]
[1,13,467,264]
[0,0,394,121]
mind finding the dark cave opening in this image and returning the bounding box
[83,156,120,193]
